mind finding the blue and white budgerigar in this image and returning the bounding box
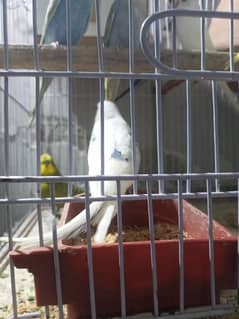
[0,100,140,248]
[30,0,93,124]
[86,100,140,243]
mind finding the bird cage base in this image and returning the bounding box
[10,199,237,318]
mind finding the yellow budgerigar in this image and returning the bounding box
[40,153,83,209]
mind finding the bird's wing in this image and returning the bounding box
[87,101,140,243]
[69,0,93,45]
[41,0,93,46]
[40,0,61,45]
[88,101,140,196]
[88,103,132,177]
[104,0,146,49]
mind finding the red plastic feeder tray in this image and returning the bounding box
[11,199,237,318]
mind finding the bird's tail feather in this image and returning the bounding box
[93,203,116,243]
[0,201,104,249]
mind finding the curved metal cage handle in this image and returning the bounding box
[140,9,239,79]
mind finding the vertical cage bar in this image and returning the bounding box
[229,0,234,72]
[3,99,9,171]
[34,0,44,254]
[32,0,39,70]
[128,0,138,193]
[205,0,209,28]
[211,80,220,192]
[177,178,185,312]
[129,81,137,193]
[237,178,239,304]
[146,177,159,316]
[94,0,104,72]
[3,10,9,171]
[94,0,105,85]
[158,0,162,43]
[32,1,43,254]
[2,2,18,317]
[155,80,164,193]
[186,80,192,193]
[2,0,8,70]
[164,0,170,49]
[66,0,73,196]
[94,0,105,194]
[172,0,177,68]
[50,183,64,319]
[199,0,206,70]
[4,78,18,319]
[152,0,164,193]
[67,77,73,195]
[153,0,160,70]
[84,181,97,319]
[212,0,216,11]
[128,0,135,73]
[206,178,216,307]
[35,76,44,247]
[8,248,18,319]
[99,95,105,195]
[66,0,73,71]
[35,63,46,319]
[205,0,209,10]
[116,180,126,318]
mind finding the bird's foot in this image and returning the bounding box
[50,41,60,48]
[93,204,116,243]
[41,42,60,49]
[49,42,68,49]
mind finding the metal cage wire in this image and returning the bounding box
[0,0,239,318]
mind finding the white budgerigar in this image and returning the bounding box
[0,100,140,248]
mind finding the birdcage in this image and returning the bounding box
[0,0,239,318]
